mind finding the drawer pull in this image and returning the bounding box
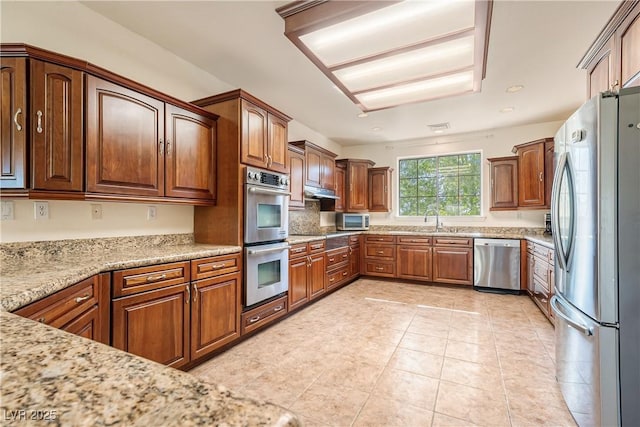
[377,251,384,254]
[273,305,284,312]
[146,274,167,282]
[74,294,91,303]
[342,271,348,276]
[209,263,227,270]
[292,248,305,253]
[37,317,46,323]
[329,277,335,282]
[249,315,261,323]
[375,267,384,271]
[342,254,348,259]
[329,257,335,262]
[311,244,323,249]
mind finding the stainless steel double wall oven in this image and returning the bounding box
[244,166,290,308]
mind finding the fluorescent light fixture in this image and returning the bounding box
[278,0,493,112]
[506,85,524,93]
[500,106,515,113]
[357,112,368,118]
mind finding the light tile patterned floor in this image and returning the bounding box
[189,279,576,426]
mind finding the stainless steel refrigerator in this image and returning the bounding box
[551,87,639,427]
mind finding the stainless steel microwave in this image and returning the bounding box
[336,213,370,231]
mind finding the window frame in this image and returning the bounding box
[395,150,484,219]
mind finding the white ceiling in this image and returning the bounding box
[82,0,619,146]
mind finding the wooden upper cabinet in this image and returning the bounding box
[368,167,393,212]
[580,1,640,95]
[290,140,337,191]
[267,113,288,173]
[0,57,27,189]
[165,104,216,201]
[544,140,554,207]
[488,156,518,210]
[288,145,305,209]
[86,75,164,197]
[304,146,322,187]
[241,99,268,169]
[320,154,335,191]
[30,60,84,192]
[516,140,546,207]
[334,163,346,212]
[338,159,375,212]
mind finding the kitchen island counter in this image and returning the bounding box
[0,311,299,426]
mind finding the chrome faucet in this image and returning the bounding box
[435,213,442,231]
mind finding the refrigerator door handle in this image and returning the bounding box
[550,295,593,336]
[551,152,568,270]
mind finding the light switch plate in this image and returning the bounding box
[1,201,14,220]
[147,206,157,221]
[34,201,49,220]
[91,204,103,220]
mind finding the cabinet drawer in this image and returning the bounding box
[533,257,551,283]
[532,276,550,316]
[364,260,395,277]
[289,243,309,259]
[397,235,431,245]
[326,266,349,290]
[433,237,472,247]
[241,296,288,335]
[533,244,552,261]
[365,244,395,259]
[364,235,396,244]
[14,275,100,329]
[113,261,190,297]
[308,240,326,253]
[326,247,349,269]
[191,253,240,280]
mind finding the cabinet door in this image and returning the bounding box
[489,158,518,210]
[349,244,360,279]
[587,38,614,98]
[368,167,392,212]
[112,283,190,368]
[517,142,545,207]
[240,99,268,169]
[397,245,432,281]
[0,57,27,189]
[62,304,101,342]
[86,76,165,197]
[165,104,216,201]
[305,146,322,188]
[288,148,305,209]
[544,140,554,207]
[31,60,84,191]
[289,257,310,310]
[308,252,326,300]
[191,272,240,360]
[527,251,535,297]
[267,114,288,173]
[335,165,345,211]
[432,247,473,285]
[347,162,369,211]
[321,154,335,190]
[619,6,640,88]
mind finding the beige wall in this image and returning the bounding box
[341,121,563,228]
[0,1,337,243]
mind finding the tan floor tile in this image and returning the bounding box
[290,383,369,426]
[509,398,577,427]
[398,332,447,356]
[387,347,444,379]
[447,326,495,345]
[372,368,439,410]
[353,395,434,427]
[358,324,406,347]
[432,412,478,426]
[445,339,498,365]
[435,380,510,426]
[440,357,503,392]
[314,354,386,392]
[407,316,450,338]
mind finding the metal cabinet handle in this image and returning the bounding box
[342,271,348,276]
[193,283,198,302]
[146,274,167,282]
[166,140,171,156]
[273,305,283,312]
[75,294,90,303]
[13,108,22,131]
[539,171,544,182]
[377,251,384,254]
[329,257,335,262]
[264,155,269,166]
[37,317,46,323]
[186,285,190,304]
[292,248,305,253]
[208,263,226,270]
[36,110,43,133]
[249,315,260,323]
[307,255,312,267]
[349,247,353,255]
[375,267,384,271]
[159,139,164,155]
[329,277,335,282]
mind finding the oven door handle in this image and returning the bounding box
[246,245,290,255]
[248,187,290,196]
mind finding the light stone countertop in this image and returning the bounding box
[0,310,299,426]
[289,230,550,244]
[523,234,554,248]
[1,243,241,312]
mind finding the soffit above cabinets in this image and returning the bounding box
[277,0,493,112]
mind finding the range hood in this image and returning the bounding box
[304,185,339,200]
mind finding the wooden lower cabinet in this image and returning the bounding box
[241,295,288,335]
[432,246,473,285]
[397,245,432,280]
[308,253,326,299]
[349,242,361,279]
[14,273,110,344]
[526,240,555,321]
[289,254,311,310]
[288,241,326,311]
[112,283,190,369]
[191,272,240,360]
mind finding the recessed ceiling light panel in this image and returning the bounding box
[506,85,524,93]
[500,106,515,113]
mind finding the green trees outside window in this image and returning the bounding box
[398,153,481,216]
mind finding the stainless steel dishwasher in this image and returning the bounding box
[473,238,521,292]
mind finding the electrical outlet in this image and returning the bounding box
[147,206,157,221]
[91,204,103,220]
[34,201,49,220]
[1,201,15,220]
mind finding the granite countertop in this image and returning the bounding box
[523,234,554,248]
[1,242,242,312]
[289,230,551,244]
[0,311,299,426]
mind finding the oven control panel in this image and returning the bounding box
[246,166,289,189]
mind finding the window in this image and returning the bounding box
[398,153,481,216]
